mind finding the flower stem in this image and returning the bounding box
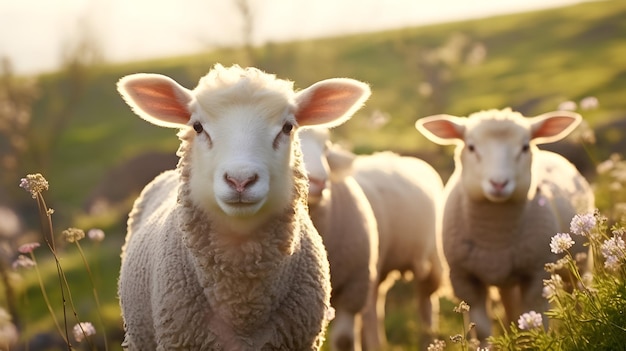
[29,252,66,344]
[34,192,72,350]
[75,241,109,351]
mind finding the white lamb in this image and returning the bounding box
[416,108,594,341]
[351,151,444,351]
[116,64,371,350]
[299,127,378,351]
[305,145,443,350]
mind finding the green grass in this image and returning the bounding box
[11,238,125,349]
[19,1,625,218]
[7,0,626,349]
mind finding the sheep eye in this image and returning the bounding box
[193,122,203,134]
[282,122,293,135]
[467,144,475,152]
[522,143,530,153]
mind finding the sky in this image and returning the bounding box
[0,0,585,75]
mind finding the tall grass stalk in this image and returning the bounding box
[19,174,102,350]
[71,236,109,350]
[23,174,73,350]
[25,250,66,344]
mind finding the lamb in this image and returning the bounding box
[116,64,371,350]
[299,127,378,351]
[415,108,594,341]
[350,151,444,350]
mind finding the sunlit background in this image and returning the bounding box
[1,0,625,350]
[2,0,582,74]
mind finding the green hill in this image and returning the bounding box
[7,1,626,349]
[19,0,624,223]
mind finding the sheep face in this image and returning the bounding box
[299,128,357,206]
[416,108,582,203]
[299,128,332,204]
[459,118,533,202]
[118,64,370,234]
[188,103,294,220]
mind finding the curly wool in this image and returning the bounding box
[119,129,331,350]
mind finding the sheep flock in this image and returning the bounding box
[117,64,594,350]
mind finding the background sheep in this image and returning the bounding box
[117,64,371,350]
[299,127,378,351]
[351,151,444,350]
[416,108,595,341]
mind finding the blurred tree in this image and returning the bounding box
[0,58,39,206]
[30,18,105,174]
[0,57,37,333]
[235,0,258,66]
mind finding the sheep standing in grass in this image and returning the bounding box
[416,108,594,341]
[299,128,378,351]
[350,151,444,350]
[116,64,371,350]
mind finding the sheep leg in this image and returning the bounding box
[498,284,522,326]
[361,275,394,351]
[330,309,361,351]
[414,258,441,348]
[360,286,384,351]
[450,270,492,341]
[415,280,437,350]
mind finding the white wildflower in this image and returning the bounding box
[73,322,96,342]
[19,173,49,198]
[542,285,555,299]
[601,235,625,272]
[518,311,543,330]
[62,228,85,243]
[87,228,105,242]
[550,233,575,254]
[558,100,577,111]
[579,96,599,110]
[570,213,596,236]
[12,255,35,270]
[427,339,446,351]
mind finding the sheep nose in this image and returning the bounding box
[490,179,508,191]
[308,176,326,189]
[308,176,327,196]
[225,173,258,193]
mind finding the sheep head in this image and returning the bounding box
[117,64,370,234]
[299,128,356,206]
[416,108,581,203]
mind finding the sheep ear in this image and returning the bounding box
[529,111,581,144]
[117,74,193,128]
[415,114,466,145]
[326,144,356,182]
[295,78,371,128]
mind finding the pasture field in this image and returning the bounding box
[5,1,626,349]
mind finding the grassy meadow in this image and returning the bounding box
[4,0,626,349]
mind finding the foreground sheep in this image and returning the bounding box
[351,152,444,350]
[416,108,594,340]
[299,128,378,351]
[117,64,371,350]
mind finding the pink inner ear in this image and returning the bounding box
[532,116,576,139]
[127,80,190,121]
[423,119,463,139]
[296,85,361,125]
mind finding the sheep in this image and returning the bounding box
[116,64,371,350]
[299,127,378,351]
[350,151,444,350]
[415,108,594,341]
